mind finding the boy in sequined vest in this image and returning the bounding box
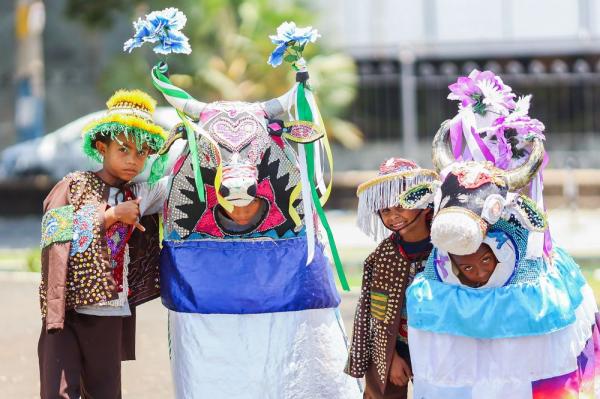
[345,158,439,399]
[37,90,169,398]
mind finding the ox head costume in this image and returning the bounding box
[146,42,348,319]
[124,14,361,398]
[406,70,600,398]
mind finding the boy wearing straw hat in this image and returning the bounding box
[37,90,168,398]
[345,158,439,399]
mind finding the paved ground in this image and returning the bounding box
[0,275,360,398]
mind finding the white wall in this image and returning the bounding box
[319,0,596,54]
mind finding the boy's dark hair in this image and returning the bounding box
[93,133,113,148]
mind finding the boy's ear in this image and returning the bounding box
[95,140,108,156]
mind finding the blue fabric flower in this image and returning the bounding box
[123,7,191,55]
[269,21,320,47]
[267,43,288,68]
[153,29,192,55]
[267,21,320,67]
[146,7,187,32]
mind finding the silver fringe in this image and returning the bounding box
[357,174,435,241]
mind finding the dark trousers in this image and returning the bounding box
[364,374,408,399]
[364,341,411,399]
[38,311,124,399]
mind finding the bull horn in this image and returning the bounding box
[431,120,456,172]
[262,86,296,119]
[152,63,207,120]
[163,96,206,121]
[503,137,545,190]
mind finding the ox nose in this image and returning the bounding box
[219,185,230,198]
[246,184,257,197]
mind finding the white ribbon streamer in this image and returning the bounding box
[298,145,316,265]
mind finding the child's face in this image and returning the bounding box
[221,197,264,225]
[450,244,498,288]
[379,206,430,241]
[96,133,150,183]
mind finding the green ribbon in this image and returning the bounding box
[151,63,205,202]
[148,152,168,185]
[297,83,349,291]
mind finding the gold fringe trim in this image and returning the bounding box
[106,89,157,114]
[356,169,440,196]
[82,113,167,140]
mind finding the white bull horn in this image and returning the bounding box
[503,137,545,190]
[262,85,296,119]
[151,63,207,120]
[431,120,456,172]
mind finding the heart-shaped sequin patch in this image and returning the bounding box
[209,117,262,152]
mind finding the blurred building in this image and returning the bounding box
[0,0,131,150]
[2,0,600,169]
[320,0,600,168]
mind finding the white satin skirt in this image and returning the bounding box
[167,307,362,399]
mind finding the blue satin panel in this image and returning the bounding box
[160,237,341,314]
[407,247,587,338]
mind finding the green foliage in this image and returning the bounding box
[64,0,138,29]
[27,249,41,273]
[65,0,363,148]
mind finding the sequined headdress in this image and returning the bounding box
[82,89,167,163]
[357,158,439,241]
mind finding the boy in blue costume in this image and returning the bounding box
[406,70,600,399]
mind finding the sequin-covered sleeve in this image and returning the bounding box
[39,177,73,332]
[344,255,374,378]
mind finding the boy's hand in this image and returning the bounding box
[389,351,412,387]
[106,198,145,232]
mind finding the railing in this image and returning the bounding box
[348,55,600,156]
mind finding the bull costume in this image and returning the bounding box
[37,90,167,397]
[345,158,439,398]
[406,70,600,398]
[124,14,361,398]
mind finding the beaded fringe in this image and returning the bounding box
[357,175,433,241]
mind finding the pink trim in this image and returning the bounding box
[271,135,285,149]
[193,178,286,236]
[193,185,224,237]
[255,178,286,232]
[172,154,187,175]
[268,122,282,131]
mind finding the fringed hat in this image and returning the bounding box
[357,158,440,240]
[82,89,168,163]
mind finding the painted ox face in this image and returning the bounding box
[220,154,259,207]
[162,100,305,240]
[430,121,545,255]
[432,162,510,255]
[155,70,316,240]
[201,102,272,208]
